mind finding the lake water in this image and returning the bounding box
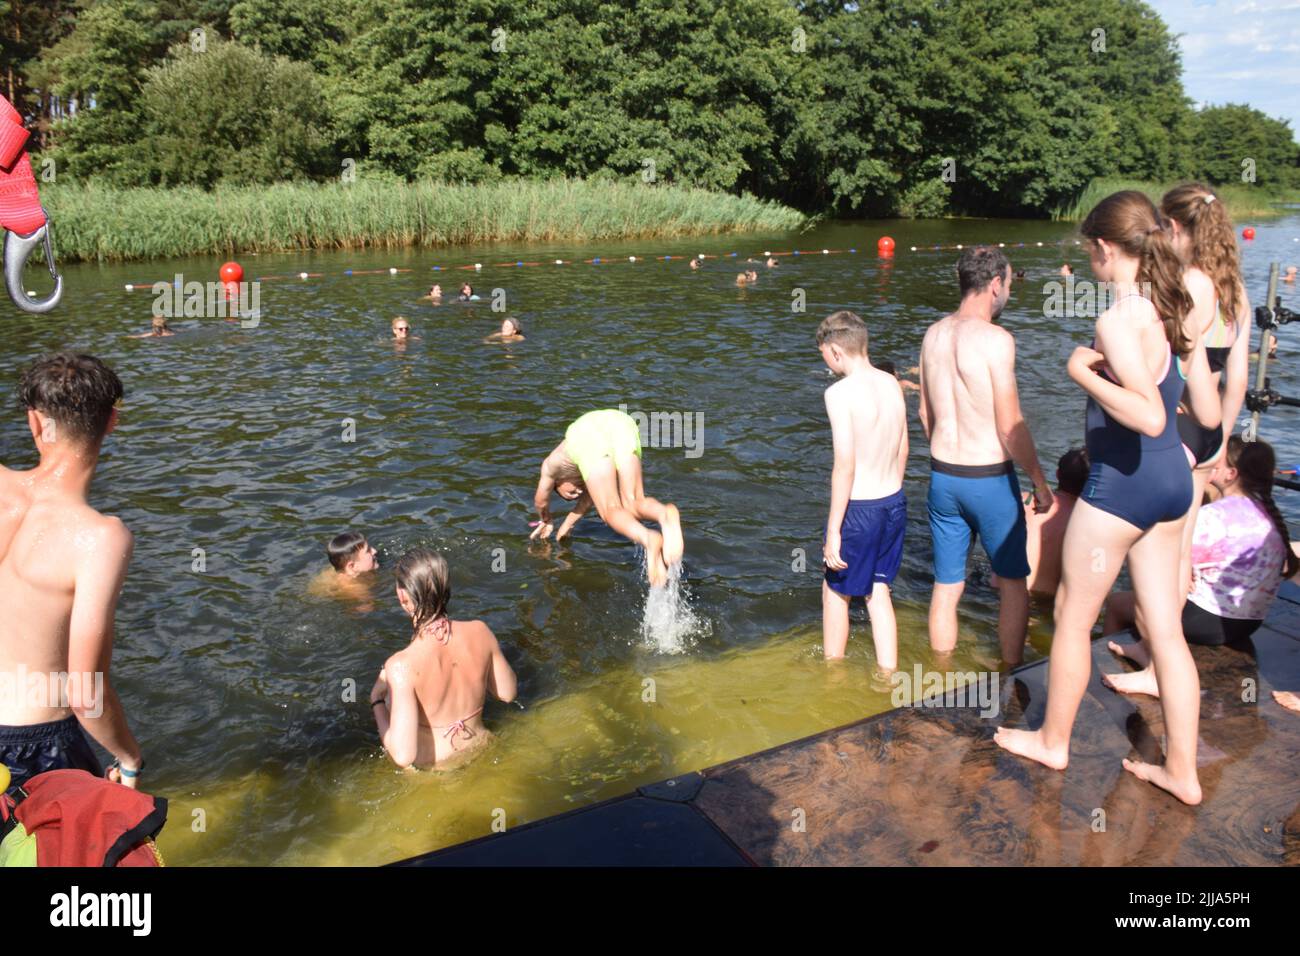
[3,216,1297,865]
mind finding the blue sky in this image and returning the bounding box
[1148,0,1300,138]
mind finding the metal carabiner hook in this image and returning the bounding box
[4,216,64,314]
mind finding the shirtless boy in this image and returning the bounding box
[817,311,908,666]
[530,409,684,587]
[308,531,379,610]
[485,317,525,342]
[0,354,144,790]
[919,247,1052,664]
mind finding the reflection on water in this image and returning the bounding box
[1,217,1296,865]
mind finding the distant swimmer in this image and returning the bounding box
[875,360,920,393]
[1023,448,1089,597]
[689,257,701,270]
[817,311,908,668]
[766,257,779,268]
[1284,266,1297,284]
[1014,269,1026,279]
[919,246,1052,666]
[530,409,684,588]
[308,531,379,612]
[370,549,517,769]
[423,284,443,302]
[1059,263,1073,276]
[485,317,525,343]
[735,272,750,287]
[0,354,145,790]
[129,316,174,338]
[459,283,480,302]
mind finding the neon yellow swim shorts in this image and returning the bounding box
[565,409,642,481]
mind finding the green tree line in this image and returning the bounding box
[2,0,1297,217]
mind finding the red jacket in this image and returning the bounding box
[8,770,167,867]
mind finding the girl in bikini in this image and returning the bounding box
[995,191,1219,805]
[370,549,517,769]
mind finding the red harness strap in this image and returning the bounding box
[0,96,46,236]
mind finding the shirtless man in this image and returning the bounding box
[370,549,516,769]
[0,354,144,790]
[530,409,684,587]
[919,247,1052,664]
[817,311,908,666]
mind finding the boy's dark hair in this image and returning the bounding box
[875,359,897,376]
[327,531,368,571]
[19,353,123,445]
[956,246,1011,296]
[1056,448,1089,496]
[816,310,870,355]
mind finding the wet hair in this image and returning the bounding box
[394,548,452,638]
[1081,190,1193,356]
[503,317,521,334]
[18,353,123,445]
[1056,447,1090,496]
[392,316,409,328]
[1225,436,1299,579]
[956,246,1011,296]
[151,315,168,330]
[327,531,368,571]
[461,284,473,296]
[816,310,869,355]
[1160,183,1244,329]
[875,359,897,376]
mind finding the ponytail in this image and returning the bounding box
[1160,183,1245,326]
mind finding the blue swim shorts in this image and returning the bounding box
[927,458,1029,585]
[824,489,907,597]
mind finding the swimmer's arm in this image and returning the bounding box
[1221,298,1252,439]
[68,519,143,778]
[1076,310,1166,437]
[989,333,1048,490]
[376,660,418,768]
[485,627,517,704]
[824,389,854,536]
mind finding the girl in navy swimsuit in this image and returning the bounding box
[995,190,1219,806]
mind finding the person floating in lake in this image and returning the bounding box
[0,354,145,791]
[1060,263,1073,276]
[129,316,174,339]
[530,409,684,588]
[766,257,779,268]
[459,283,479,301]
[1284,266,1297,284]
[308,531,378,611]
[424,284,443,302]
[1102,436,1298,694]
[994,190,1217,806]
[689,257,701,270]
[370,549,517,769]
[485,317,525,343]
[736,271,758,287]
[1023,448,1089,598]
[874,360,920,393]
[817,311,908,668]
[919,246,1052,666]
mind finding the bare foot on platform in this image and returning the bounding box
[993,726,1069,770]
[1121,758,1202,805]
[645,532,668,588]
[1102,665,1160,698]
[661,504,684,566]
[1107,639,1150,668]
[1273,690,1300,713]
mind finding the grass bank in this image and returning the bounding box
[1052,177,1300,221]
[40,178,807,263]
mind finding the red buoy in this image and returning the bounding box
[877,236,895,257]
[1243,227,1256,241]
[220,261,243,283]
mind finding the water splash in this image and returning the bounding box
[639,559,709,654]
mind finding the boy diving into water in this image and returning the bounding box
[531,409,684,587]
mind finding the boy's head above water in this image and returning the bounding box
[328,531,378,576]
[816,310,871,373]
[21,352,124,450]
